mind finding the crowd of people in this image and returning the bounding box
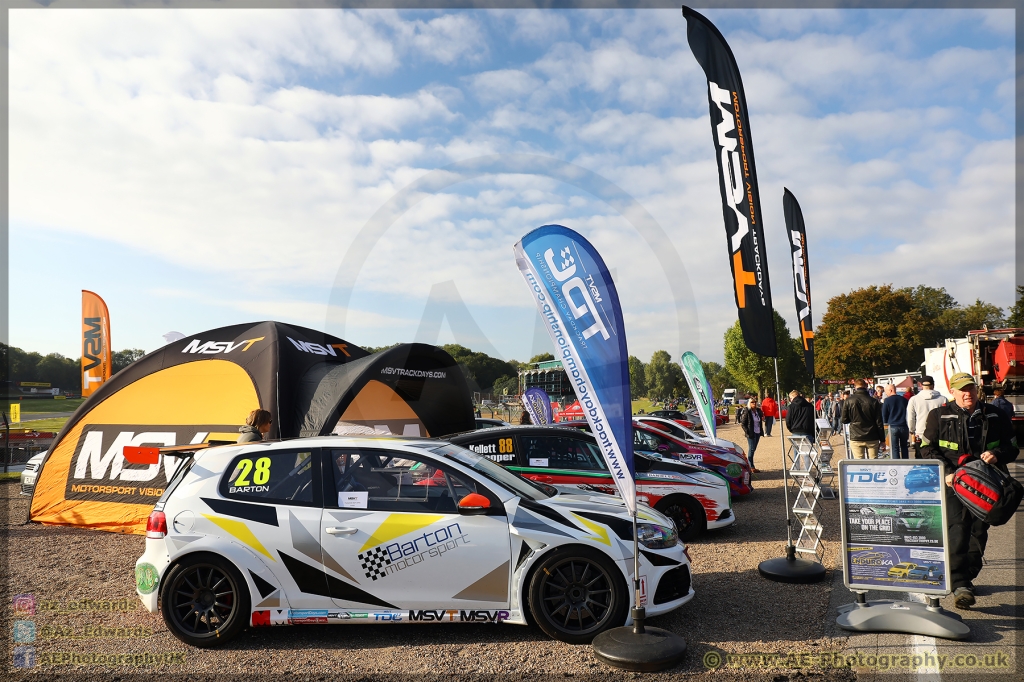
[731,373,1019,611]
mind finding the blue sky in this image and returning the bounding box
[9,8,1015,366]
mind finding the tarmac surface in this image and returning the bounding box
[824,459,1022,682]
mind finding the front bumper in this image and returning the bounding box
[20,472,37,496]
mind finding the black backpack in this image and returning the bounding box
[952,459,1024,526]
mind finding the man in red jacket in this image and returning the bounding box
[761,393,779,437]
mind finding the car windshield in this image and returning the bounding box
[426,443,555,501]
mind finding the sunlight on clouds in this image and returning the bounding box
[9,8,1015,361]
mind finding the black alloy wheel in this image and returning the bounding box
[161,554,249,647]
[657,495,706,541]
[529,547,627,644]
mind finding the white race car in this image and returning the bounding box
[136,436,694,647]
[635,416,745,455]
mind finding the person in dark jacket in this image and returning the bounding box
[785,390,814,439]
[921,372,1019,609]
[881,383,909,459]
[990,388,1014,420]
[238,409,272,443]
[738,397,764,473]
[841,379,884,458]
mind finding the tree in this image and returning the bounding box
[701,361,735,400]
[1007,286,1024,327]
[816,285,929,378]
[905,285,959,348]
[112,349,147,374]
[645,351,682,401]
[628,356,647,399]
[936,299,1005,337]
[492,375,519,398]
[724,310,808,397]
[528,353,554,364]
[362,342,402,354]
[442,344,520,392]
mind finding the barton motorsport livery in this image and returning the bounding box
[135,436,693,647]
[450,426,734,540]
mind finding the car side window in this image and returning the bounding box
[455,436,517,465]
[221,450,317,506]
[634,428,659,450]
[327,449,487,513]
[520,436,605,471]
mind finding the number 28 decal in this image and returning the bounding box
[234,457,272,486]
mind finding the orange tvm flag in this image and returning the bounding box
[81,290,112,397]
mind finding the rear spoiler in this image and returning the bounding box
[123,443,214,465]
[122,441,240,482]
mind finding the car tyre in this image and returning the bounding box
[528,546,628,644]
[655,495,706,541]
[160,553,250,648]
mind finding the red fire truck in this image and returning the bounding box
[923,328,1024,438]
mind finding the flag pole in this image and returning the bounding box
[774,359,794,548]
[756,358,826,583]
[632,511,644,633]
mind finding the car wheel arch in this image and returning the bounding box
[160,547,273,612]
[517,541,628,627]
[653,494,707,539]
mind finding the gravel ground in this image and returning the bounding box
[3,424,856,681]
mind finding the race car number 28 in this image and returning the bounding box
[233,457,271,487]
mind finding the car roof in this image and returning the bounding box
[450,425,597,443]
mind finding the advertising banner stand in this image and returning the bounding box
[515,224,686,671]
[835,459,969,639]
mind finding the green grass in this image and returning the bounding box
[631,398,657,414]
[0,472,21,480]
[4,397,85,413]
[8,418,67,432]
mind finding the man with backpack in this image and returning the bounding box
[920,372,1019,609]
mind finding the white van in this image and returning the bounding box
[722,388,737,405]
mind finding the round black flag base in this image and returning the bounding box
[758,545,827,583]
[592,608,687,672]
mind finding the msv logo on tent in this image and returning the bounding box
[66,424,238,503]
[181,337,264,354]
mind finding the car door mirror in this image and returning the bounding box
[458,492,491,515]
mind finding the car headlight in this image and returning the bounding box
[693,472,727,487]
[725,463,742,478]
[637,522,678,549]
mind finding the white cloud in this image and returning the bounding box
[8,8,1015,365]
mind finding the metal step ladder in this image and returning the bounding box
[785,422,835,563]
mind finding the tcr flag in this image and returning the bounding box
[684,6,777,358]
[680,352,716,443]
[521,387,553,425]
[784,189,814,377]
[81,290,112,397]
[514,225,636,514]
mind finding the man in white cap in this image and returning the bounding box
[921,372,1018,609]
[907,375,947,458]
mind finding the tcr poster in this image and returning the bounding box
[839,460,950,595]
